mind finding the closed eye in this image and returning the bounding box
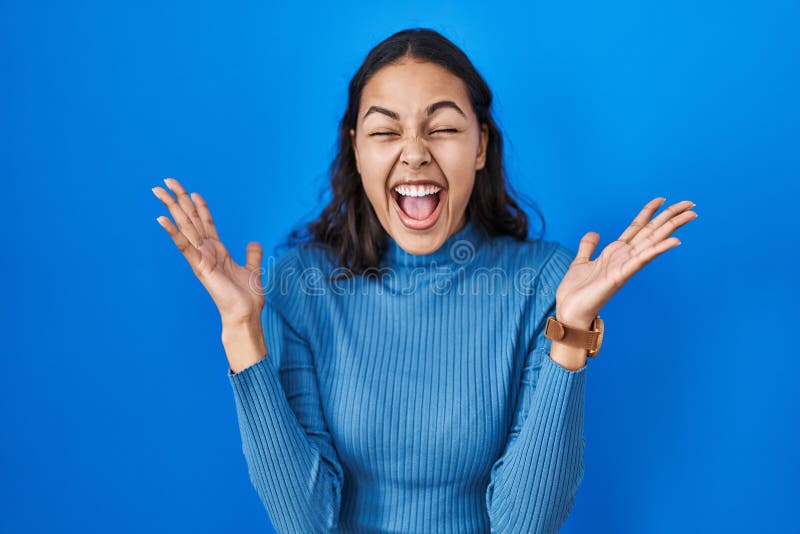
[368,129,459,137]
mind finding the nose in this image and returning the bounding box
[400,135,430,169]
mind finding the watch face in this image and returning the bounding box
[592,317,604,353]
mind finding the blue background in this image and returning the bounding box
[2,1,796,532]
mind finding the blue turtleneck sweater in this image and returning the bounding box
[227,217,588,533]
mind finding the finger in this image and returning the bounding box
[155,215,203,272]
[151,184,203,248]
[630,208,697,256]
[163,177,208,240]
[629,200,695,255]
[189,191,221,241]
[573,232,600,264]
[245,241,263,271]
[617,197,666,243]
[618,237,681,283]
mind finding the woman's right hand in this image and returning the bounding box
[152,177,265,326]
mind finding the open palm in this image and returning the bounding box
[555,197,698,327]
[152,177,265,324]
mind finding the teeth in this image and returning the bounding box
[393,184,443,197]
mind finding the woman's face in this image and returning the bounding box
[350,58,489,256]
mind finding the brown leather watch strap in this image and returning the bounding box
[544,315,605,357]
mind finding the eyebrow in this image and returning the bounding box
[362,100,467,123]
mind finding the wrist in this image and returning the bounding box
[221,319,263,342]
[548,309,596,371]
[555,309,595,330]
[221,310,262,330]
[221,318,267,374]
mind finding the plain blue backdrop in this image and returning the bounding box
[1,1,796,532]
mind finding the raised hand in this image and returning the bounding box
[555,197,698,328]
[151,177,265,326]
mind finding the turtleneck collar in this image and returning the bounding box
[383,216,489,269]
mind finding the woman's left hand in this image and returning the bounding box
[555,197,698,328]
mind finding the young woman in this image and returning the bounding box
[152,28,697,534]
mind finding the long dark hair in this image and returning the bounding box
[276,27,546,276]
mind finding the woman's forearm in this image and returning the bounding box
[485,349,587,532]
[549,340,588,371]
[222,317,268,374]
[225,304,346,533]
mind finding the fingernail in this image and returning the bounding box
[163,178,172,188]
[151,187,159,196]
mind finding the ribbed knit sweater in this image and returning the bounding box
[227,217,588,533]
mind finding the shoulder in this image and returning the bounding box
[268,240,339,280]
[262,242,337,338]
[483,233,576,282]
[265,240,339,305]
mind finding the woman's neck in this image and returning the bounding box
[382,216,488,270]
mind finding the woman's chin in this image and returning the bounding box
[388,212,450,256]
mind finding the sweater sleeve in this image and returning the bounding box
[485,244,588,533]
[227,249,344,533]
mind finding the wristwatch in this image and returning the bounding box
[544,315,605,358]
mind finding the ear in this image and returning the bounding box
[350,128,360,174]
[475,123,489,171]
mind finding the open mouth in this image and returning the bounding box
[390,184,446,230]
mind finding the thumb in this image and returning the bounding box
[575,232,600,264]
[245,241,263,271]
